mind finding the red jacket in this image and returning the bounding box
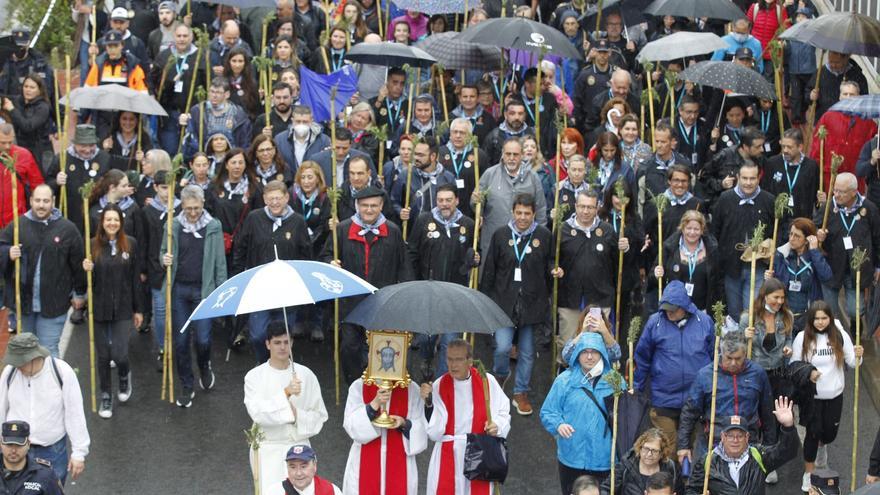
[0,145,45,228]
[747,3,788,61]
[810,111,878,193]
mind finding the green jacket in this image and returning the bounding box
[160,217,227,299]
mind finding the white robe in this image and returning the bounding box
[425,373,511,495]
[244,361,329,495]
[342,379,428,495]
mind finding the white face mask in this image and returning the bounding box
[732,33,749,44]
[293,123,310,138]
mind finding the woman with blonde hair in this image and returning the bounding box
[347,101,379,164]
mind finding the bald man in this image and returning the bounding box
[584,69,640,133]
[209,19,253,74]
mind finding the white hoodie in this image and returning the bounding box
[790,320,861,400]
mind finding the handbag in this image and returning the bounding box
[223,201,250,255]
[463,433,508,483]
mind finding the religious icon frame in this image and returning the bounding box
[363,330,411,387]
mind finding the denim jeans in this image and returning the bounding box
[151,288,166,350]
[724,266,765,320]
[493,325,535,394]
[31,435,68,485]
[172,283,212,391]
[823,277,860,332]
[249,308,297,363]
[414,332,460,378]
[10,312,68,358]
[157,110,182,156]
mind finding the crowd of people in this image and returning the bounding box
[0,0,879,492]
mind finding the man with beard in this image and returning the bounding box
[698,126,766,209]
[311,128,374,189]
[257,83,296,141]
[450,85,497,145]
[483,99,534,165]
[760,128,820,235]
[438,118,487,219]
[151,23,203,155]
[275,105,331,172]
[395,141,455,237]
[321,186,411,384]
[0,421,64,494]
[0,28,54,102]
[45,125,112,234]
[147,1,181,62]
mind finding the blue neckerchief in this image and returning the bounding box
[99,195,135,211]
[565,214,599,236]
[446,142,471,178]
[264,205,294,232]
[665,189,693,206]
[431,207,463,237]
[294,185,319,221]
[24,208,62,224]
[734,185,760,205]
[725,125,742,145]
[679,236,704,281]
[508,220,537,266]
[352,212,387,236]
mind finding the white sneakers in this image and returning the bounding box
[802,472,811,492]
[815,445,828,469]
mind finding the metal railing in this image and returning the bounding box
[813,0,880,92]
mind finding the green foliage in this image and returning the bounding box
[79,180,95,200]
[712,301,726,336]
[7,0,76,56]
[244,423,266,450]
[773,193,791,220]
[748,222,766,250]
[604,368,625,395]
[627,316,642,344]
[851,247,868,273]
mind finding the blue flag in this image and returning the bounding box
[298,65,359,123]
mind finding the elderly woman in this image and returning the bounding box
[347,102,379,165]
[601,428,684,495]
[541,331,621,495]
[652,210,721,312]
[162,185,227,408]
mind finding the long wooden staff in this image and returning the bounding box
[177,29,205,156]
[821,153,844,230]
[769,193,791,272]
[161,158,181,403]
[376,0,384,39]
[534,50,546,153]
[401,78,417,240]
[645,62,657,150]
[769,38,786,137]
[627,316,642,388]
[329,86,343,405]
[62,50,71,217]
[653,192,669,299]
[702,302,726,494]
[605,368,624,495]
[851,247,868,492]
[90,5,97,66]
[50,48,64,216]
[594,0,605,35]
[368,124,389,178]
[437,64,450,123]
[746,222,766,358]
[466,136,483,348]
[245,423,266,495]
[551,127,564,372]
[80,181,97,413]
[817,125,828,193]
[613,179,628,338]
[0,155,21,333]
[804,50,825,150]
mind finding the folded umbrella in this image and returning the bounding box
[416,32,504,71]
[644,0,745,22]
[779,12,880,57]
[61,85,168,116]
[457,17,582,60]
[345,41,437,69]
[636,31,728,62]
[679,60,777,100]
[344,280,513,335]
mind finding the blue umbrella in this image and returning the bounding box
[829,94,880,120]
[181,259,377,331]
[392,0,467,15]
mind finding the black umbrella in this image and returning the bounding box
[679,60,777,100]
[604,391,651,460]
[644,0,745,22]
[416,32,504,71]
[344,281,513,335]
[778,12,880,57]
[344,41,437,69]
[457,17,582,60]
[579,0,648,29]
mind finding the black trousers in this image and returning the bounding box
[804,394,844,462]
[96,319,132,395]
[558,461,608,495]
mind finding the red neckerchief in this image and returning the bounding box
[347,221,388,278]
[359,383,409,495]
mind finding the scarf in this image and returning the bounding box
[352,212,387,236]
[67,145,100,162]
[149,196,181,220]
[498,120,528,137]
[255,162,278,182]
[178,210,214,238]
[834,194,864,215]
[680,236,705,264]
[665,189,693,206]
[24,208,62,224]
[116,132,138,157]
[654,153,675,170]
[432,207,463,236]
[508,219,538,238]
[359,383,408,495]
[109,239,118,257]
[99,194,135,211]
[566,214,599,236]
[437,369,489,495]
[224,175,250,198]
[734,185,761,205]
[264,205,294,231]
[598,158,615,186]
[561,179,588,195]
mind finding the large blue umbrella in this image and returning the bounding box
[181,259,377,330]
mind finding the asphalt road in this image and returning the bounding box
[58,323,880,494]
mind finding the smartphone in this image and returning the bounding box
[589,307,602,320]
[682,456,691,477]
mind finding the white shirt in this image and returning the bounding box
[790,320,861,399]
[287,479,343,495]
[0,358,90,460]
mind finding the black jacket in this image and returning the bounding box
[600,448,683,495]
[0,454,64,494]
[0,213,85,318]
[437,147,488,220]
[149,46,206,113]
[554,220,619,309]
[760,154,820,233]
[698,146,749,208]
[641,193,705,271]
[289,190,331,259]
[481,223,553,327]
[483,126,535,166]
[870,426,880,477]
[407,211,475,286]
[44,150,113,234]
[685,426,799,495]
[673,120,712,173]
[711,188,775,278]
[90,237,146,322]
[8,96,53,170]
[232,208,312,274]
[142,200,180,289]
[815,196,880,289]
[652,233,724,311]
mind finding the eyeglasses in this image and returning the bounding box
[640,446,661,457]
[257,147,275,154]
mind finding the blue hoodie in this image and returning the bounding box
[634,281,715,409]
[540,332,625,471]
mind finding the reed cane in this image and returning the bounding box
[645,62,657,150]
[161,157,182,403]
[821,153,844,231]
[594,0,604,35]
[245,423,266,495]
[550,126,564,372]
[0,155,21,333]
[329,86,342,405]
[703,302,726,494]
[745,222,767,358]
[653,192,670,299]
[605,369,624,495]
[177,30,205,156]
[817,125,827,193]
[613,179,628,338]
[467,136,483,348]
[80,181,97,413]
[437,64,450,124]
[769,38,785,137]
[768,193,791,273]
[804,50,825,151]
[402,136,418,242]
[534,50,546,153]
[369,124,389,178]
[627,316,642,388]
[850,247,868,492]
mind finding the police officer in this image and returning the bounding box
[0,421,64,494]
[0,28,55,104]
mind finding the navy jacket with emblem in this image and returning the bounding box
[760,154,820,233]
[0,453,64,494]
[554,219,618,309]
[407,211,475,286]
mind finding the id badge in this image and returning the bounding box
[456,179,465,189]
[764,142,772,153]
[843,236,853,250]
[174,80,184,93]
[691,153,699,166]
[307,227,314,237]
[514,267,522,282]
[386,140,393,150]
[789,280,802,292]
[685,283,695,297]
[788,196,794,207]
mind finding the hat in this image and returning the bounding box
[810,469,841,495]
[2,334,50,368]
[110,7,131,20]
[353,185,386,201]
[11,28,31,47]
[659,302,680,311]
[103,30,125,45]
[1,421,29,445]
[158,1,178,12]
[594,39,611,52]
[721,415,748,434]
[72,124,99,145]
[735,46,755,60]
[739,238,773,263]
[285,445,317,462]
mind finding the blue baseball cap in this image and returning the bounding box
[286,445,317,462]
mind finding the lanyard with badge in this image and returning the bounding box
[678,120,699,165]
[783,159,800,207]
[524,95,541,124]
[840,209,858,250]
[680,237,702,296]
[385,98,402,133]
[331,49,345,71]
[760,111,772,152]
[451,146,469,189]
[512,230,533,282]
[786,258,812,292]
[173,54,189,93]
